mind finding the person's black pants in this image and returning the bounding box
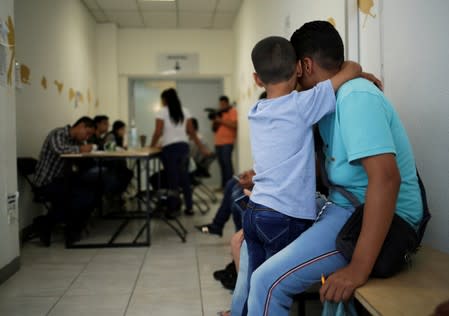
[215,144,234,188]
[161,142,192,211]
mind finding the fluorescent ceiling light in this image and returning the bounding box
[140,0,175,2]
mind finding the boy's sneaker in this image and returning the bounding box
[213,261,236,281]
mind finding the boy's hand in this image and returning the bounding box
[341,61,362,76]
[360,72,384,91]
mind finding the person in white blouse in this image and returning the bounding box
[151,88,209,217]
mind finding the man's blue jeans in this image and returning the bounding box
[215,144,234,188]
[211,177,244,231]
[231,198,355,316]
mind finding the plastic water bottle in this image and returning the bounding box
[129,119,138,149]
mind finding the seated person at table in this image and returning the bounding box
[104,120,126,149]
[189,117,215,177]
[102,120,134,198]
[88,115,109,150]
[33,116,97,246]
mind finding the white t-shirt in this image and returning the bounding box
[156,106,192,147]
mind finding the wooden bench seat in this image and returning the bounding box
[354,246,449,316]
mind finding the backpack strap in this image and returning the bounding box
[315,130,431,242]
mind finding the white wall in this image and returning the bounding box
[232,0,346,171]
[15,0,97,229]
[15,0,97,158]
[0,0,20,272]
[96,28,234,124]
[379,0,449,253]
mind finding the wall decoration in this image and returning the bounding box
[41,76,47,89]
[95,98,99,108]
[76,91,84,104]
[6,16,15,86]
[358,0,376,27]
[0,39,7,87]
[54,80,63,93]
[19,64,30,84]
[327,17,336,27]
[68,87,76,101]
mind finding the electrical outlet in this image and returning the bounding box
[7,192,19,224]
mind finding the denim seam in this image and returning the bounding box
[262,250,341,316]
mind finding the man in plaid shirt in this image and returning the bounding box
[34,116,96,246]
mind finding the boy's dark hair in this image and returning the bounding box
[73,116,95,128]
[290,21,344,71]
[219,96,229,103]
[93,115,109,126]
[191,117,199,131]
[251,36,297,84]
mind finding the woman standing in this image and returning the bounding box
[151,88,209,217]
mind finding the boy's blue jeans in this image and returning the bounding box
[231,198,355,316]
[242,201,313,314]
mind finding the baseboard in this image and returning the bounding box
[0,256,20,285]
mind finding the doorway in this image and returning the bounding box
[130,78,224,187]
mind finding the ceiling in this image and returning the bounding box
[81,0,243,29]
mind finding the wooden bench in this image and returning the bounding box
[354,246,449,316]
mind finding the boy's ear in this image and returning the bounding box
[253,72,265,88]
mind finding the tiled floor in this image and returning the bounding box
[0,194,321,316]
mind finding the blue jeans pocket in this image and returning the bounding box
[254,212,290,255]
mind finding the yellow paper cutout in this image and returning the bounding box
[327,17,336,27]
[41,76,47,89]
[69,88,76,101]
[87,89,91,104]
[6,16,15,86]
[358,0,376,27]
[95,98,99,107]
[76,91,84,104]
[20,64,30,84]
[54,80,63,93]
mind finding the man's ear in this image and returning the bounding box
[253,72,265,88]
[296,61,303,78]
[302,57,313,75]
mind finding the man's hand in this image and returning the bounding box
[238,169,255,190]
[320,263,369,303]
[360,72,384,91]
[80,144,93,153]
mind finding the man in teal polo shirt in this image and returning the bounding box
[231,21,423,316]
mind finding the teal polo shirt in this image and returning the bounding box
[318,78,423,229]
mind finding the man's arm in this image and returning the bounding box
[50,131,81,154]
[320,153,400,302]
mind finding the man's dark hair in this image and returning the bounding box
[219,95,229,103]
[191,117,199,131]
[290,21,344,70]
[251,36,296,84]
[73,116,95,128]
[93,115,109,127]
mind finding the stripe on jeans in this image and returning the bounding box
[262,250,340,316]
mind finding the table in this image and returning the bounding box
[61,147,187,248]
[354,246,449,315]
